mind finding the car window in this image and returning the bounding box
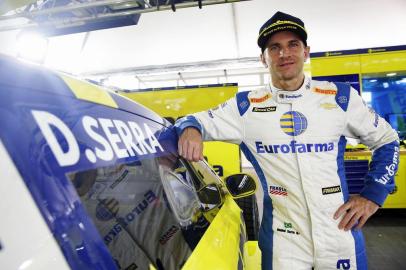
[68,155,210,270]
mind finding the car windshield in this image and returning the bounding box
[68,155,210,270]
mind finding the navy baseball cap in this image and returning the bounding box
[257,11,307,52]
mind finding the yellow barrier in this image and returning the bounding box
[119,85,241,178]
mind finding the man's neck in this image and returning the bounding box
[272,74,305,91]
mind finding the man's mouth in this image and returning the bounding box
[279,62,294,67]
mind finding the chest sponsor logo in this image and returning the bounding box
[278,93,302,100]
[322,185,341,195]
[252,106,276,112]
[375,146,399,185]
[280,111,307,136]
[314,88,337,95]
[319,102,338,110]
[256,140,334,154]
[269,185,288,196]
[250,94,271,103]
[31,110,164,167]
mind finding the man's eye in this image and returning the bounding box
[270,46,279,51]
[290,42,299,47]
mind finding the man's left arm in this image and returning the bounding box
[334,87,400,230]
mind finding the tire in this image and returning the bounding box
[235,195,260,240]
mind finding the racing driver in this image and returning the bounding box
[174,11,400,270]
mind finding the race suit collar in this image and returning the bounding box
[269,75,311,104]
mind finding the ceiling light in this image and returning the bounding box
[16,31,48,63]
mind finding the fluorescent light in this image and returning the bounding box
[369,79,377,82]
[386,73,397,77]
[16,31,48,63]
[383,82,389,88]
[103,75,139,89]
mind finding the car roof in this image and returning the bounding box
[0,53,168,127]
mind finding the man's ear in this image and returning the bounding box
[260,53,268,68]
[304,46,310,62]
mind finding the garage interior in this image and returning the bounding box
[0,1,405,269]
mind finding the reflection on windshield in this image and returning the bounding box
[69,157,207,270]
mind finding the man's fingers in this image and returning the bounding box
[178,141,183,156]
[356,215,368,230]
[344,212,362,231]
[338,209,356,230]
[192,145,201,161]
[334,202,351,220]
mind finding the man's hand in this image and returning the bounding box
[178,127,204,162]
[334,195,379,231]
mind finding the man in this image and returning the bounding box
[174,11,400,270]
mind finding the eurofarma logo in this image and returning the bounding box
[280,111,307,136]
[256,111,334,154]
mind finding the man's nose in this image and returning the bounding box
[279,47,290,57]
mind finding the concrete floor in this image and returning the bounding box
[363,209,406,270]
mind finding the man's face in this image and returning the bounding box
[261,31,310,83]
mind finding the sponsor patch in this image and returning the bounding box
[314,88,337,95]
[337,96,348,104]
[239,100,249,109]
[252,106,276,112]
[337,259,351,270]
[375,146,399,185]
[207,110,214,118]
[250,94,270,103]
[269,185,288,196]
[277,222,300,235]
[322,185,341,195]
[256,140,334,154]
[319,102,338,110]
[280,111,307,136]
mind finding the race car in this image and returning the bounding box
[0,54,261,270]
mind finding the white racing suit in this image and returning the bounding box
[175,76,399,270]
[75,160,192,270]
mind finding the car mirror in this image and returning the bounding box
[196,184,222,211]
[224,174,256,198]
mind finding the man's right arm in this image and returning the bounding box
[174,96,245,161]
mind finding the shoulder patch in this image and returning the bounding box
[236,91,251,116]
[334,82,351,112]
[250,93,271,103]
[313,88,337,95]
